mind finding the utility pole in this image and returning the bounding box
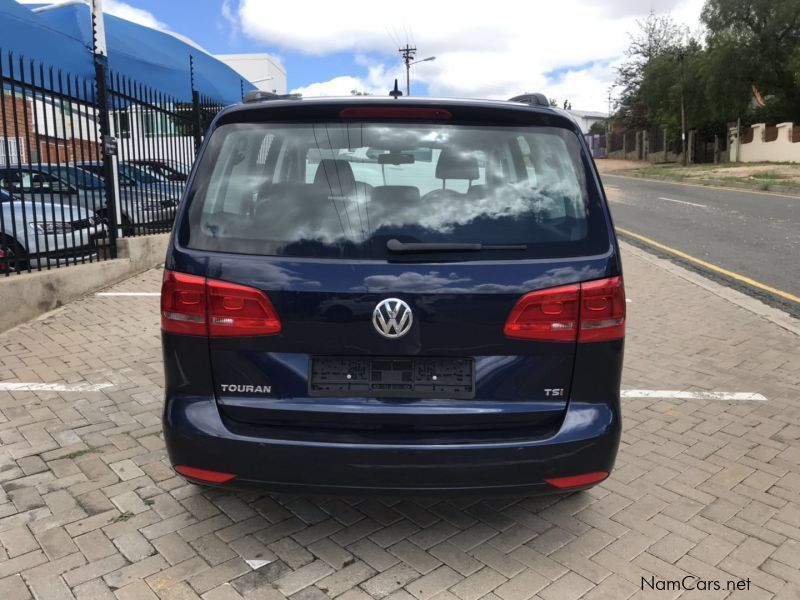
[399,44,417,96]
[678,50,687,166]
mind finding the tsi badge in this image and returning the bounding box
[373,298,413,339]
[544,388,565,397]
[220,384,272,394]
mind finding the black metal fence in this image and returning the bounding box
[0,50,224,276]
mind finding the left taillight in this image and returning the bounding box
[161,270,281,337]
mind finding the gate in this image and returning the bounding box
[0,50,225,276]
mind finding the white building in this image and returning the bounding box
[215,54,287,95]
[567,109,608,134]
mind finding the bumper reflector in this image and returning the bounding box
[545,471,608,489]
[174,465,236,484]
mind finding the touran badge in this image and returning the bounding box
[373,298,413,339]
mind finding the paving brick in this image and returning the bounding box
[104,554,168,589]
[188,558,251,595]
[361,563,420,599]
[0,574,32,600]
[113,530,155,562]
[273,560,334,597]
[405,566,461,600]
[493,570,548,600]
[316,560,375,597]
[115,580,160,600]
[230,561,290,598]
[75,529,117,562]
[63,554,127,588]
[449,567,507,600]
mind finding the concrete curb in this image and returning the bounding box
[0,233,170,333]
[620,241,800,337]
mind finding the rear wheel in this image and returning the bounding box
[0,235,27,273]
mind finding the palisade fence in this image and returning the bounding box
[0,49,225,276]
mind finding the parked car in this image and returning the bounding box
[131,159,191,182]
[42,164,177,231]
[0,188,103,272]
[161,94,625,494]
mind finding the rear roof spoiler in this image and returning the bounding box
[243,90,302,103]
[508,93,550,107]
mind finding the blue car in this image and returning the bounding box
[160,93,625,495]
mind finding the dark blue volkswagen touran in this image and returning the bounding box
[161,93,624,495]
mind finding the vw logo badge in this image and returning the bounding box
[373,298,413,339]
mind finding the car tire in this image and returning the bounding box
[0,235,27,273]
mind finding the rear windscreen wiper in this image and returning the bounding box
[387,239,527,253]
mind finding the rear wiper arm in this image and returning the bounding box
[387,239,527,253]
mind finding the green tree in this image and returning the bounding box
[615,11,686,128]
[702,0,800,120]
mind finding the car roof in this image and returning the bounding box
[213,95,579,134]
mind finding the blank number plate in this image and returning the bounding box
[309,356,475,399]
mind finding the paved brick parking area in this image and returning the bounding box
[1,244,799,600]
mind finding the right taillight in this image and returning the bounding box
[161,270,281,337]
[503,284,580,341]
[504,276,625,343]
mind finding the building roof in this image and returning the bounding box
[0,0,253,104]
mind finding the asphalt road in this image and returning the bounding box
[601,174,800,310]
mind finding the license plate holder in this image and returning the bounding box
[309,356,475,399]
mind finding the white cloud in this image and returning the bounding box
[102,0,166,29]
[230,0,705,111]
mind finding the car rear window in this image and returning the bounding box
[183,121,610,260]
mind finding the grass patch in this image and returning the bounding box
[113,511,135,523]
[749,171,786,180]
[63,448,99,460]
[143,498,155,506]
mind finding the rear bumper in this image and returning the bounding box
[163,396,621,495]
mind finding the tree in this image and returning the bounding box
[589,121,607,135]
[615,11,686,128]
[702,0,800,121]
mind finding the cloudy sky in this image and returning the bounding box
[27,0,704,112]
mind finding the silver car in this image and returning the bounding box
[42,165,179,230]
[0,189,104,272]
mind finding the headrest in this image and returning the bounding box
[371,185,421,204]
[314,159,357,195]
[435,149,480,180]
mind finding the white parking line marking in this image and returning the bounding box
[245,559,272,570]
[625,298,632,303]
[605,185,619,190]
[96,292,160,297]
[0,382,113,392]
[657,196,707,208]
[622,390,766,401]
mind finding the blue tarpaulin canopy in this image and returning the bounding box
[0,0,253,104]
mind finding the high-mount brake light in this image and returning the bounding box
[504,277,625,342]
[161,270,281,337]
[339,107,452,120]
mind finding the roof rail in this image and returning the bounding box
[508,93,550,107]
[243,90,302,103]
